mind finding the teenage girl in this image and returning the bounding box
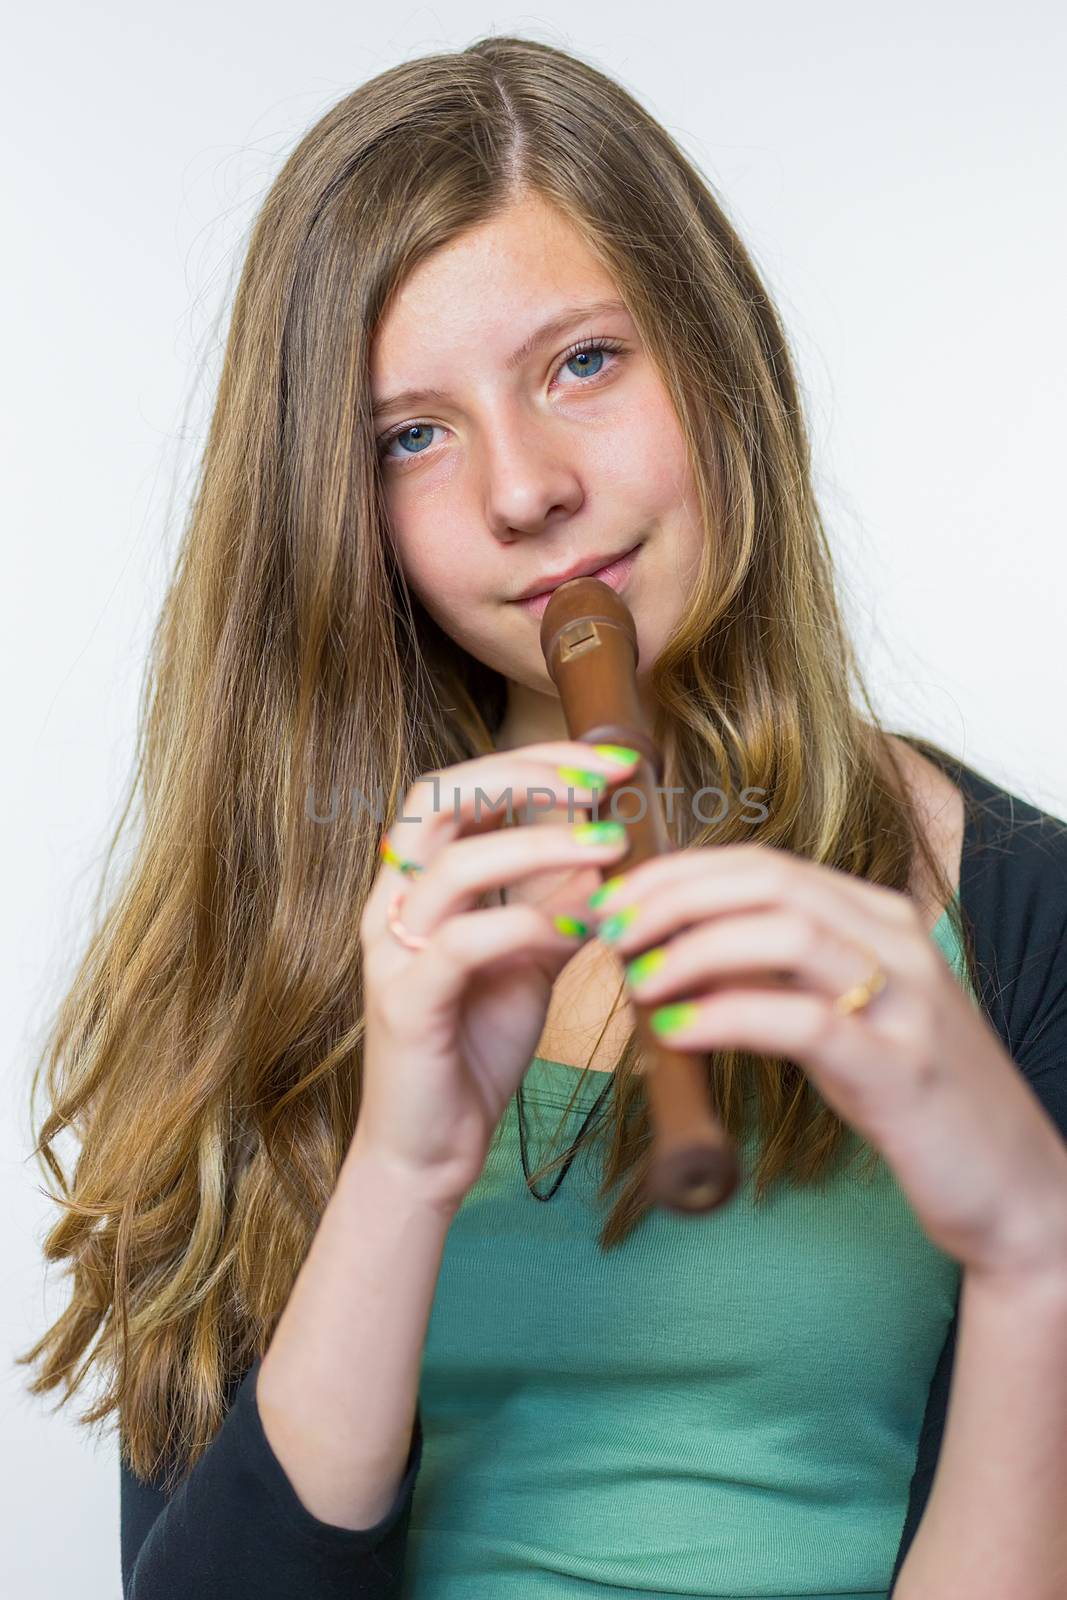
[25,34,1067,1600]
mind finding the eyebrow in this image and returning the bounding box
[370,297,630,421]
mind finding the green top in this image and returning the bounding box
[402,904,971,1598]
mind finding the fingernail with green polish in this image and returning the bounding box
[625,946,666,986]
[553,913,589,939]
[591,743,642,768]
[572,820,627,845]
[598,904,639,942]
[557,764,608,791]
[587,874,628,909]
[650,1001,700,1037]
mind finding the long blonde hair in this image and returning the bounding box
[22,34,976,1482]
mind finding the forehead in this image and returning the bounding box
[370,197,628,404]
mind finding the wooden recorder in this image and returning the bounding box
[539,576,741,1215]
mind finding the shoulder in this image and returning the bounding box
[888,732,1067,906]
[879,732,966,924]
[946,745,1067,914]
[898,736,1067,1085]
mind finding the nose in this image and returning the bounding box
[479,410,585,538]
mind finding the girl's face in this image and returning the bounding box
[370,194,707,732]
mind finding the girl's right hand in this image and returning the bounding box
[353,739,640,1211]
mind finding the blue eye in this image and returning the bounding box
[375,336,626,466]
[380,423,438,461]
[562,345,606,379]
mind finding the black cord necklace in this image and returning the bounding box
[497,870,624,1200]
[516,971,626,1201]
[516,1070,615,1200]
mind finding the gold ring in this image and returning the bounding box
[833,942,887,1016]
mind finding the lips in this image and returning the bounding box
[511,542,643,619]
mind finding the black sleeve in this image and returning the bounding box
[993,811,1067,1130]
[889,748,1067,1593]
[121,1356,424,1599]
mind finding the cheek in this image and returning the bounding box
[389,517,504,666]
[584,379,697,518]
[389,511,475,617]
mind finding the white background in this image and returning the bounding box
[3,3,1065,1594]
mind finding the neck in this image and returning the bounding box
[497,675,658,752]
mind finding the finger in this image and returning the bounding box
[369,745,636,913]
[505,855,606,919]
[590,852,923,978]
[381,819,631,945]
[621,908,897,1012]
[588,842,920,928]
[646,985,843,1053]
[640,987,911,1128]
[369,900,594,1037]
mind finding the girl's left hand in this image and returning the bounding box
[589,842,1067,1281]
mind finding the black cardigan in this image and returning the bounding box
[119,738,1067,1598]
